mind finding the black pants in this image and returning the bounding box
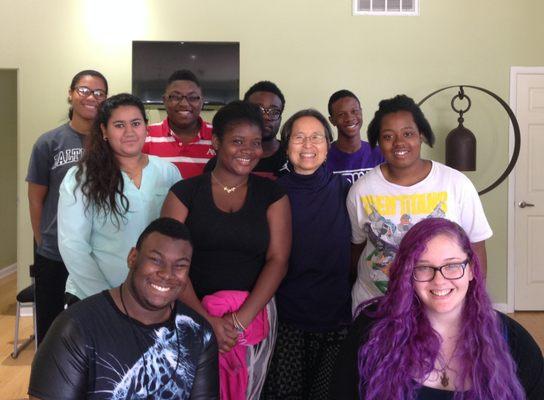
[261,322,347,400]
[34,253,68,344]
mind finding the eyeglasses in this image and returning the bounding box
[75,86,107,100]
[412,260,470,282]
[259,106,282,121]
[290,133,327,145]
[165,93,201,105]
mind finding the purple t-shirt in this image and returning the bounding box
[325,140,384,184]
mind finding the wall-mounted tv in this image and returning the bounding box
[132,41,240,108]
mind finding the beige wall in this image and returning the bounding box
[0,69,17,269]
[2,0,544,302]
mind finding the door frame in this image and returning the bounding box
[507,66,544,312]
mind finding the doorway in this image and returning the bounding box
[0,69,17,286]
[509,67,544,310]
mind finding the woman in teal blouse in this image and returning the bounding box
[58,93,180,301]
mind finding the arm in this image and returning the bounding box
[502,315,544,399]
[471,240,487,278]
[161,192,239,352]
[189,331,219,400]
[346,183,368,284]
[235,195,291,330]
[457,172,492,277]
[28,313,88,399]
[57,170,111,297]
[28,182,48,245]
[350,241,366,285]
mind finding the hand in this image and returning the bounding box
[208,315,239,353]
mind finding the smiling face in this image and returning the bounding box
[413,234,473,320]
[213,122,263,176]
[101,105,147,158]
[246,91,283,140]
[287,116,328,175]
[163,80,203,131]
[329,96,362,139]
[69,75,107,121]
[378,111,423,171]
[127,232,192,316]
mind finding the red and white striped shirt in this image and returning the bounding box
[143,117,215,179]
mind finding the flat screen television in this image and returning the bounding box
[132,41,240,108]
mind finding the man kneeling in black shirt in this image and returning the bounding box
[29,218,218,400]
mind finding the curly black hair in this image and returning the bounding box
[166,69,201,88]
[212,100,264,141]
[243,81,285,110]
[367,94,435,148]
[327,89,360,116]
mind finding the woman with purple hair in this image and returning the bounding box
[330,218,544,399]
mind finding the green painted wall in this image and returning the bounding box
[0,69,17,269]
[2,0,544,302]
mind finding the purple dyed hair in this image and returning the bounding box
[357,218,525,400]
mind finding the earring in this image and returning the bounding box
[103,136,107,141]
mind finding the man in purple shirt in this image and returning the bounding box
[326,90,384,184]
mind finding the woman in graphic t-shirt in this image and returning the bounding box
[347,95,492,313]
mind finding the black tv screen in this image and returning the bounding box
[132,41,240,108]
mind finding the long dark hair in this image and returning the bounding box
[68,69,108,120]
[357,218,525,400]
[75,93,148,225]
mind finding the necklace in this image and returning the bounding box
[211,172,247,194]
[439,366,449,387]
[436,352,454,388]
[119,284,181,399]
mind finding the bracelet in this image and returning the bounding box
[232,312,247,332]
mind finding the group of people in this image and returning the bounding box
[26,68,543,399]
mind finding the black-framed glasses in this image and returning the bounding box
[290,133,326,145]
[412,259,470,282]
[75,86,107,100]
[165,93,201,105]
[259,106,282,121]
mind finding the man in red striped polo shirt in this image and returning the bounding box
[143,70,215,178]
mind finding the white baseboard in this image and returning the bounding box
[493,303,510,314]
[0,263,17,280]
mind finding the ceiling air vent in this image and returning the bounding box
[353,0,419,16]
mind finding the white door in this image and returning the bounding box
[513,69,544,310]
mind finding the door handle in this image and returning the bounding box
[518,201,535,208]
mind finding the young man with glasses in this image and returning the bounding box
[143,70,215,178]
[327,90,384,184]
[205,81,288,179]
[26,70,108,344]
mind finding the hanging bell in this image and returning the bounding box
[445,116,476,171]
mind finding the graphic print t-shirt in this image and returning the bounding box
[347,162,492,311]
[28,291,217,400]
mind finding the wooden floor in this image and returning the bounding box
[0,273,542,400]
[0,273,34,400]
